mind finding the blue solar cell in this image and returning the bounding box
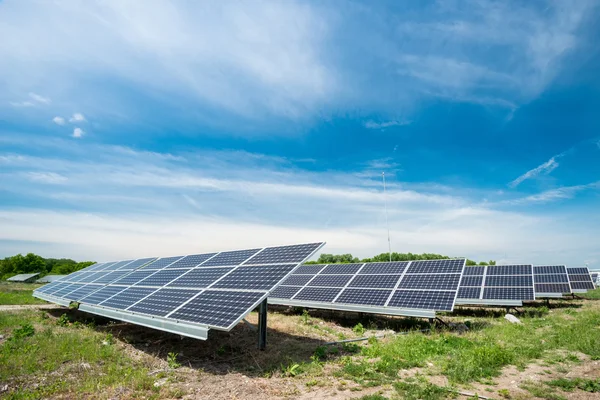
[119,258,157,270]
[65,284,102,301]
[462,266,485,276]
[134,269,186,287]
[100,287,156,309]
[571,281,594,290]
[388,290,455,311]
[319,263,363,275]
[358,262,408,275]
[335,289,391,306]
[483,287,534,300]
[91,270,130,284]
[128,289,201,317]
[164,253,217,269]
[534,274,569,283]
[308,275,353,288]
[167,267,234,288]
[460,276,483,287]
[201,249,260,267]
[244,243,322,264]
[567,267,589,275]
[534,265,566,274]
[293,287,341,302]
[293,265,327,275]
[487,265,531,276]
[398,274,460,290]
[280,274,314,286]
[270,285,302,299]
[79,286,126,305]
[485,276,532,287]
[406,259,464,274]
[347,275,401,289]
[535,283,571,293]
[168,290,265,329]
[210,264,297,290]
[111,270,157,286]
[138,256,185,270]
[457,287,481,299]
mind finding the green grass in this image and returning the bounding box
[0,282,46,305]
[337,307,600,385]
[546,377,600,392]
[520,381,567,400]
[0,310,159,399]
[581,287,600,300]
[393,377,449,400]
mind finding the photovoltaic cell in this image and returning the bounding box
[120,258,157,270]
[134,269,186,287]
[358,262,408,275]
[65,284,102,301]
[103,260,133,271]
[294,287,341,302]
[319,263,363,275]
[111,270,157,286]
[201,249,260,266]
[571,282,593,290]
[211,264,297,290]
[535,265,566,274]
[245,243,322,264]
[270,285,302,299]
[128,289,200,317]
[397,274,460,290]
[568,267,589,275]
[335,289,391,306]
[535,274,569,283]
[535,283,570,293]
[293,265,327,275]
[168,290,265,329]
[139,256,184,270]
[485,276,533,287]
[458,287,481,299]
[567,267,595,290]
[308,275,353,288]
[483,287,535,300]
[388,290,455,311]
[460,276,483,287]
[79,286,126,305]
[280,274,314,286]
[406,259,464,274]
[100,287,157,309]
[487,265,531,276]
[348,275,402,289]
[167,267,234,288]
[462,266,485,276]
[164,253,216,269]
[92,270,131,284]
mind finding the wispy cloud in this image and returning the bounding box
[69,113,85,123]
[28,92,50,104]
[508,156,560,188]
[52,116,65,125]
[25,172,68,184]
[72,128,84,138]
[507,181,600,205]
[364,120,410,130]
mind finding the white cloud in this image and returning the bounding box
[69,113,85,123]
[364,120,410,129]
[507,181,600,205]
[9,101,34,107]
[28,92,50,104]
[72,128,84,138]
[25,172,68,184]
[52,116,65,125]
[508,156,560,188]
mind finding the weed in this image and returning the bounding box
[353,323,366,336]
[167,352,181,369]
[547,377,600,392]
[217,345,226,356]
[301,309,311,324]
[520,381,566,400]
[103,333,114,345]
[394,377,448,400]
[313,346,327,360]
[11,323,35,340]
[497,388,511,398]
[358,395,388,400]
[342,342,360,353]
[56,313,70,327]
[282,363,300,377]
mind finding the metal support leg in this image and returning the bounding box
[258,298,268,350]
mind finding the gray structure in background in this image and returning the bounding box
[7,273,40,283]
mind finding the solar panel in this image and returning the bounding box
[591,272,599,286]
[34,242,325,339]
[534,266,572,298]
[7,273,40,282]
[269,259,466,318]
[566,267,595,292]
[456,264,534,306]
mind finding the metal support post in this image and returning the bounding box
[258,298,268,350]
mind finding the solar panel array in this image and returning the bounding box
[456,265,535,306]
[591,272,599,287]
[533,265,572,298]
[566,267,595,292]
[269,259,466,316]
[34,243,324,338]
[7,273,40,282]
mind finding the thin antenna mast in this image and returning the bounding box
[382,172,392,262]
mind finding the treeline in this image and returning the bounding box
[307,252,496,265]
[0,253,95,280]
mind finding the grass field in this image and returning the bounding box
[0,290,599,399]
[0,282,46,305]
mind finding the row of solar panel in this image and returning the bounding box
[34,243,325,331]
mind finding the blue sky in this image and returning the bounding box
[1,0,599,267]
